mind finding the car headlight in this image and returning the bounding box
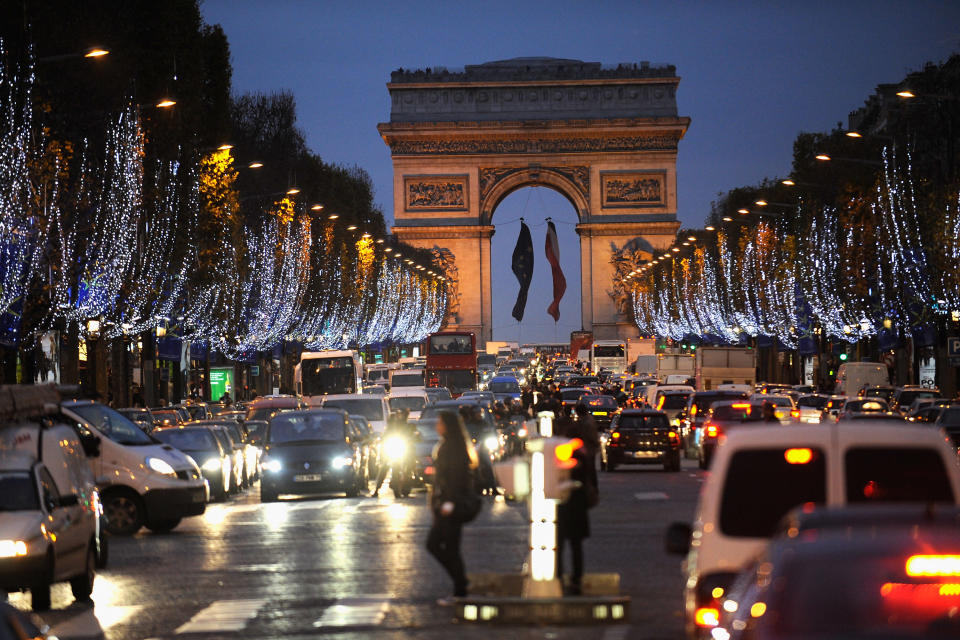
[262,458,283,473]
[146,457,176,476]
[517,427,527,438]
[201,458,221,472]
[383,436,408,462]
[483,435,499,452]
[0,540,27,558]
[332,456,353,469]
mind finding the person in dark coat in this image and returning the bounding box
[556,419,597,595]
[427,410,478,602]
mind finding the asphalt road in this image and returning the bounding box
[8,460,703,639]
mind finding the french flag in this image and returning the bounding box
[544,220,566,321]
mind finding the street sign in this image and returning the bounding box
[949,338,960,367]
[250,365,260,377]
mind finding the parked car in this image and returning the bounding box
[666,421,960,638]
[1,387,103,610]
[601,409,681,472]
[61,400,207,535]
[259,409,367,502]
[154,426,232,500]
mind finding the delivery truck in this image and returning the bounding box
[695,346,757,390]
[656,353,695,385]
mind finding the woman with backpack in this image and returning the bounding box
[427,410,481,604]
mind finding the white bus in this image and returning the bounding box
[591,340,627,374]
[294,350,363,397]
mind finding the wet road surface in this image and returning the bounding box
[8,460,703,639]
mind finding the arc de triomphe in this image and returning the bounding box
[378,57,689,346]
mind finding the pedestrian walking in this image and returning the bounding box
[427,410,481,603]
[556,418,598,596]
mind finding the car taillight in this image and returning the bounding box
[668,431,678,439]
[791,409,800,419]
[705,424,718,438]
[694,607,720,627]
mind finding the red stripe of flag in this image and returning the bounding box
[544,221,566,321]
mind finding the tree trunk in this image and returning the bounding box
[60,324,80,386]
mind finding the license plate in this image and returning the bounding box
[593,411,608,416]
[294,473,323,482]
[632,451,658,458]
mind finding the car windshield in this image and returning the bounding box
[268,413,345,444]
[392,373,424,387]
[429,335,473,354]
[846,399,888,412]
[582,395,617,409]
[617,414,669,430]
[0,472,39,511]
[692,392,746,413]
[323,398,385,421]
[154,428,218,452]
[246,405,292,421]
[657,393,690,410]
[863,388,894,401]
[224,424,245,445]
[211,429,232,450]
[898,390,938,405]
[70,403,154,445]
[845,448,953,502]
[120,410,150,421]
[720,448,827,537]
[416,422,441,441]
[798,396,830,409]
[389,396,427,412]
[764,396,794,407]
[489,381,520,393]
[561,389,588,401]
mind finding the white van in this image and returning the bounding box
[667,421,960,638]
[387,389,429,421]
[389,369,425,390]
[61,400,208,536]
[315,394,391,434]
[0,388,102,611]
[835,361,888,395]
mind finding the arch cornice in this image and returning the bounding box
[479,165,590,223]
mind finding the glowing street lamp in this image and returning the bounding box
[754,200,768,207]
[815,153,832,161]
[155,98,176,108]
[248,161,264,169]
[84,48,110,58]
[781,179,796,186]
[285,187,300,195]
[896,90,916,99]
[845,131,863,138]
[311,204,324,211]
[327,213,339,220]
[217,144,233,151]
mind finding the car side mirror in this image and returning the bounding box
[80,433,101,458]
[665,522,692,555]
[58,494,80,508]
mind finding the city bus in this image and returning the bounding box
[424,331,477,398]
[294,350,363,398]
[591,340,628,374]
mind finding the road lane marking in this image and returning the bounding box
[313,595,391,628]
[48,604,142,637]
[175,599,267,634]
[633,491,669,501]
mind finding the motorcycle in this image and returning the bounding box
[380,432,416,498]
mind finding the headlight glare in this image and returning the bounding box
[0,540,27,558]
[146,456,176,476]
[201,458,221,472]
[332,456,353,469]
[484,435,499,452]
[262,459,283,473]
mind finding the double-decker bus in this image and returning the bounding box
[424,331,477,398]
[294,350,363,398]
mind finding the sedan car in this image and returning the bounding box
[577,394,619,430]
[117,407,154,432]
[150,408,183,430]
[601,409,681,472]
[837,398,890,420]
[259,409,367,502]
[696,401,764,469]
[154,426,231,500]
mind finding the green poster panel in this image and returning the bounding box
[209,367,234,402]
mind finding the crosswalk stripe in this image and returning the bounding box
[175,599,267,634]
[313,595,390,628]
[634,491,669,500]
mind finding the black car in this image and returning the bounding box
[577,394,619,429]
[601,409,681,472]
[154,426,231,500]
[695,401,764,469]
[259,409,366,502]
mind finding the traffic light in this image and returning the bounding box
[839,353,848,361]
[542,437,583,500]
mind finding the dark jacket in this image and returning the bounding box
[431,439,474,515]
[557,448,592,540]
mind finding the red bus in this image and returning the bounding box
[425,331,477,398]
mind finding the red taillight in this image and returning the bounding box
[791,409,800,419]
[694,607,720,627]
[705,424,718,437]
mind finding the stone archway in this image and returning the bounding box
[378,57,689,345]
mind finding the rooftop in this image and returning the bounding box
[390,57,677,84]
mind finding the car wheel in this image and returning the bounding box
[102,490,145,536]
[95,522,109,569]
[70,543,96,602]
[146,518,182,533]
[261,485,278,503]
